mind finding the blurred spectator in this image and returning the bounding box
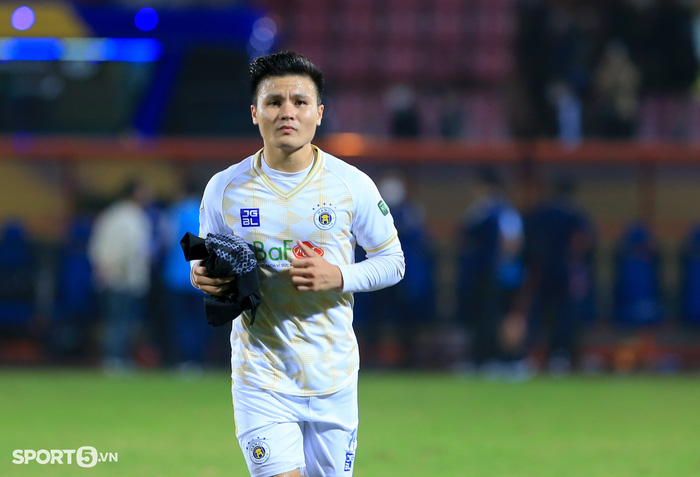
[523,177,595,374]
[514,0,601,138]
[456,167,526,374]
[591,41,640,139]
[613,222,664,326]
[514,0,697,141]
[438,91,464,139]
[386,84,421,138]
[549,81,583,145]
[353,173,436,367]
[160,179,215,371]
[547,4,598,97]
[0,221,37,329]
[49,217,96,361]
[514,0,555,137]
[625,0,697,95]
[88,179,154,373]
[608,0,697,140]
[141,194,171,368]
[679,224,700,327]
[547,5,599,142]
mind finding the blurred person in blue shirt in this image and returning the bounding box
[0,220,36,328]
[353,173,436,367]
[524,177,595,374]
[456,167,526,375]
[50,217,96,360]
[679,224,700,327]
[160,179,215,371]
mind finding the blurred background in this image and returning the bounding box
[1,0,700,377]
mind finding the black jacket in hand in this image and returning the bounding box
[180,232,261,326]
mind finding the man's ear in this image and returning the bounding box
[317,104,324,126]
[251,104,258,125]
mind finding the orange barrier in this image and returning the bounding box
[3,134,700,164]
[3,134,700,241]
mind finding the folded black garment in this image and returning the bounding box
[180,232,261,327]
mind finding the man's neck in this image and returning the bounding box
[262,144,315,173]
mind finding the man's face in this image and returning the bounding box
[251,75,324,152]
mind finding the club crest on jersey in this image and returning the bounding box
[247,439,270,464]
[241,208,260,227]
[314,205,336,230]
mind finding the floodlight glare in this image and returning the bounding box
[135,7,159,32]
[11,6,35,31]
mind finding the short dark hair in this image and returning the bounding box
[249,50,325,104]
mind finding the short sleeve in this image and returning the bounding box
[199,172,232,238]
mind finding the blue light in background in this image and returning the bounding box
[0,38,63,61]
[0,38,162,62]
[11,6,35,31]
[135,7,159,32]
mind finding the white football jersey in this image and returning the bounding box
[199,146,402,396]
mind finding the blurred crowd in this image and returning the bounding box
[3,0,699,142]
[355,169,700,377]
[1,0,700,376]
[512,0,698,142]
[1,168,699,376]
[0,177,229,375]
[380,0,700,143]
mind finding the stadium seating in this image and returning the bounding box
[613,223,664,326]
[276,0,516,136]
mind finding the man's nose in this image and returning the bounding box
[280,101,295,119]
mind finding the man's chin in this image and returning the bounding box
[274,140,311,152]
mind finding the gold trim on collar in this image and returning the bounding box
[253,145,323,199]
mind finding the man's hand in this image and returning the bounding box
[290,240,343,292]
[192,261,236,296]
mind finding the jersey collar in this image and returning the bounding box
[253,145,324,199]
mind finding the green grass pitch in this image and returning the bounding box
[1,369,699,476]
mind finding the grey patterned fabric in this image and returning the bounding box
[204,233,257,276]
[180,232,261,327]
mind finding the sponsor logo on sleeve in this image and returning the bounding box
[377,200,389,216]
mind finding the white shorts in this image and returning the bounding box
[232,378,359,477]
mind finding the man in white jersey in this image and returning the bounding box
[191,51,405,477]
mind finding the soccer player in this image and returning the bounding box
[191,51,405,477]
